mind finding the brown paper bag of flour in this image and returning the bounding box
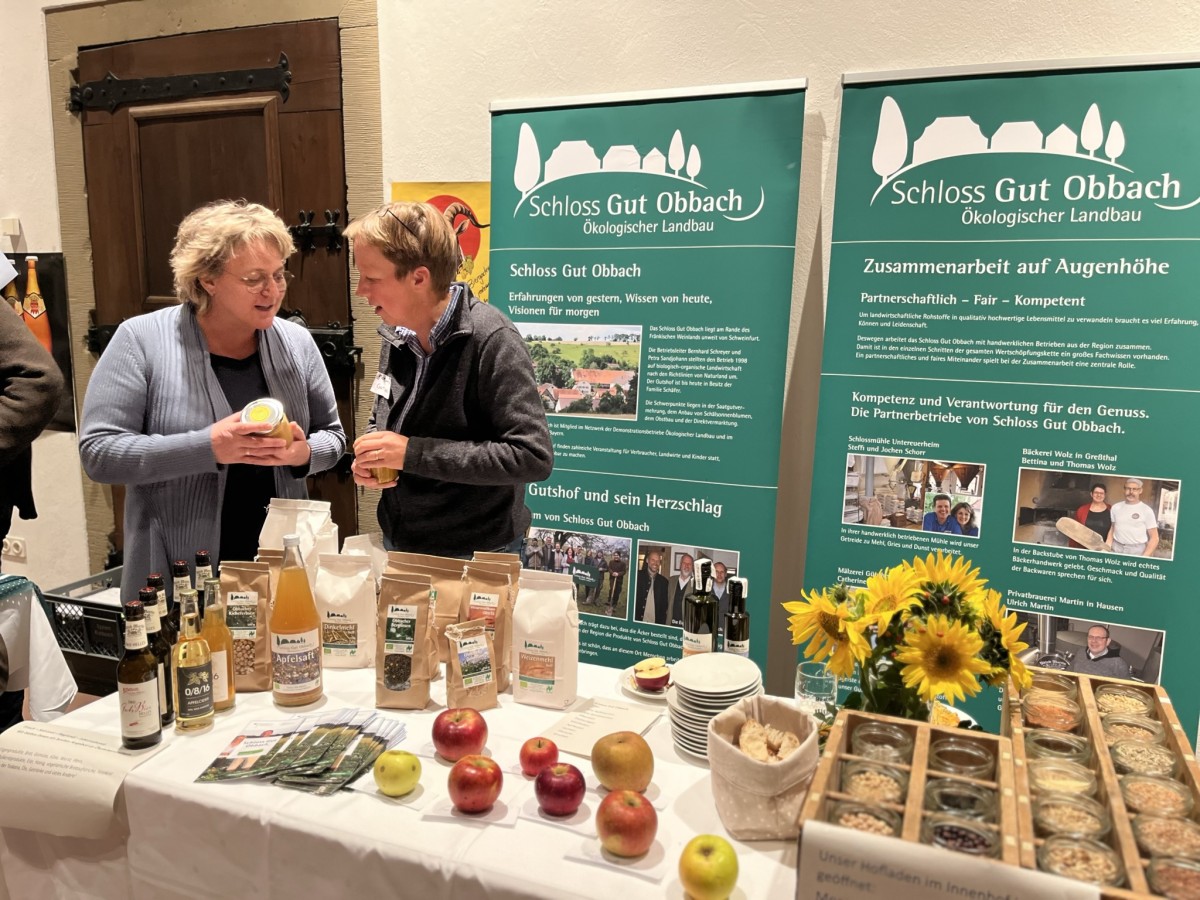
[254,548,284,611]
[462,562,514,693]
[220,561,272,692]
[387,552,466,666]
[375,573,434,710]
[445,621,499,711]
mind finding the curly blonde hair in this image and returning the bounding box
[342,201,461,295]
[170,200,295,315]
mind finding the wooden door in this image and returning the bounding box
[77,19,357,554]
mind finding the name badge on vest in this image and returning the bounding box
[370,372,391,399]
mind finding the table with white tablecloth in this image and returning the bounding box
[0,663,797,899]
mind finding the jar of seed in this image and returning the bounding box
[1094,684,1154,718]
[1024,728,1092,765]
[924,778,997,822]
[828,800,900,837]
[1120,774,1195,817]
[850,721,914,764]
[1033,793,1111,840]
[1148,857,1200,899]
[1028,671,1079,700]
[1022,693,1082,732]
[1102,713,1166,745]
[1038,835,1125,886]
[1133,815,1200,860]
[840,760,907,804]
[929,737,995,780]
[1111,739,1178,779]
[1027,759,1098,797]
[921,814,1000,857]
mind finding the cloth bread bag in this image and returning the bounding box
[707,694,819,840]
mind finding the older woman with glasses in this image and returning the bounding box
[81,200,346,602]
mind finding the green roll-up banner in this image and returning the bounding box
[810,60,1200,736]
[491,82,806,672]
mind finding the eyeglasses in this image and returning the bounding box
[238,271,295,294]
[385,207,421,241]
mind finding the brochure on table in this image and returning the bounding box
[490,81,806,673]
[806,59,1199,735]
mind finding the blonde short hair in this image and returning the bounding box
[170,200,295,315]
[342,201,461,295]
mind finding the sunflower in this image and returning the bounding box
[895,614,992,702]
[909,551,987,620]
[981,589,1033,689]
[781,588,871,677]
[860,564,923,633]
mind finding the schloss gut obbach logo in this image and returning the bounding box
[869,97,1195,224]
[511,122,764,236]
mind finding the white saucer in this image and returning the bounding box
[617,665,670,702]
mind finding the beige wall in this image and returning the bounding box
[6,0,1200,688]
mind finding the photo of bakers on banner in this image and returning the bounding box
[783,552,1032,731]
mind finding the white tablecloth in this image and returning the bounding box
[0,663,796,899]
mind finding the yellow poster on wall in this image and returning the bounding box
[389,182,491,302]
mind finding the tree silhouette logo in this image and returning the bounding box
[868,96,1139,205]
[511,123,764,221]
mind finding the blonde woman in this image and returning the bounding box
[81,200,346,601]
[345,201,552,558]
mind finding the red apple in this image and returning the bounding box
[596,789,658,857]
[432,708,488,762]
[447,754,503,813]
[535,763,586,816]
[592,730,654,793]
[519,736,559,776]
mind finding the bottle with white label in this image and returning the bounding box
[682,558,717,656]
[199,577,235,712]
[117,600,162,749]
[172,589,214,731]
[723,577,750,657]
[269,534,324,706]
[138,586,174,726]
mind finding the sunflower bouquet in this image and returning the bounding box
[782,551,1032,721]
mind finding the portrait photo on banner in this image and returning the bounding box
[843,452,985,538]
[1013,466,1178,560]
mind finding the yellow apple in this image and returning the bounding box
[592,730,654,793]
[373,749,422,797]
[679,834,738,900]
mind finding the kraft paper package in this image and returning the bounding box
[220,561,273,692]
[386,552,466,666]
[445,620,499,711]
[258,498,336,586]
[375,573,434,709]
[315,553,375,668]
[707,694,819,840]
[462,562,514,692]
[254,548,284,610]
[512,570,579,709]
[341,532,388,590]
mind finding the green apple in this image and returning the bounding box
[373,749,422,797]
[678,834,738,900]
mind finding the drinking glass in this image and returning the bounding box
[795,661,837,714]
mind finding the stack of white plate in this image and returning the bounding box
[666,653,762,761]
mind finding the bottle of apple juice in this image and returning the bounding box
[270,534,324,706]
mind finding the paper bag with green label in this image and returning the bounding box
[375,573,433,709]
[445,620,499,711]
[387,552,465,665]
[220,561,272,692]
[462,561,514,693]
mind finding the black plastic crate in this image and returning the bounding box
[41,567,125,659]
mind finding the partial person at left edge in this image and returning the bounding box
[80,200,347,604]
[0,282,66,733]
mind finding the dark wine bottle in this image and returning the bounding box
[724,577,750,657]
[682,558,717,656]
[118,600,162,749]
[139,586,175,726]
